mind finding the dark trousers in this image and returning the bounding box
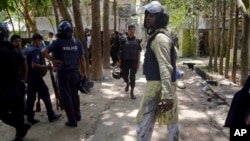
[26,76,54,120]
[121,60,137,88]
[0,85,25,134]
[58,71,80,124]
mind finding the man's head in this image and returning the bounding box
[114,31,119,37]
[48,32,54,38]
[0,22,9,41]
[57,20,73,39]
[143,1,169,30]
[10,34,22,49]
[32,34,43,48]
[127,24,135,38]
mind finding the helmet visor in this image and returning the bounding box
[143,1,162,14]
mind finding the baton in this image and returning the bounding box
[143,108,159,115]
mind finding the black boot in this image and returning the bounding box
[130,87,136,100]
[48,113,62,122]
[125,82,129,92]
[11,123,31,141]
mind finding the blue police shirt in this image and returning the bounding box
[26,46,42,76]
[46,38,85,72]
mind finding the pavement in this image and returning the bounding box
[87,57,241,141]
[0,57,242,141]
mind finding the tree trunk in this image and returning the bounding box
[213,0,220,72]
[56,0,71,21]
[72,0,89,77]
[51,0,60,28]
[209,0,215,68]
[84,2,91,26]
[24,0,38,33]
[113,0,117,31]
[225,0,234,78]
[219,0,226,75]
[91,0,103,80]
[240,14,249,85]
[103,0,111,68]
[231,5,239,83]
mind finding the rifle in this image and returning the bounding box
[49,62,63,110]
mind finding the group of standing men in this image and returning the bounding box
[0,19,87,141]
[0,1,179,141]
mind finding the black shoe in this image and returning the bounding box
[21,123,32,137]
[28,118,40,125]
[130,92,136,100]
[125,83,129,92]
[76,117,81,121]
[11,123,31,141]
[48,113,62,122]
[65,121,77,127]
[10,136,23,141]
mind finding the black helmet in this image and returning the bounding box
[77,76,94,94]
[0,22,9,41]
[57,20,73,39]
[112,68,121,79]
[143,1,169,29]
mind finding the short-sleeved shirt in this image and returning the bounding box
[46,38,85,72]
[26,46,43,77]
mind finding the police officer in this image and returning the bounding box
[42,20,87,127]
[0,22,31,141]
[118,24,141,99]
[25,34,62,124]
[11,34,28,96]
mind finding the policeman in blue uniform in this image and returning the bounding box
[118,24,141,99]
[0,22,31,141]
[25,34,62,124]
[42,20,87,127]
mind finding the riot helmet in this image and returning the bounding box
[143,1,169,30]
[0,22,9,41]
[57,20,73,39]
[77,76,94,94]
[112,67,121,79]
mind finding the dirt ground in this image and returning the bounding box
[0,58,234,141]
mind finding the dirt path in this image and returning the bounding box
[1,62,231,141]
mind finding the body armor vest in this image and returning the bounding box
[143,32,176,82]
[53,38,80,72]
[122,38,139,61]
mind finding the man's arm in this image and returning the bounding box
[151,34,174,100]
[32,62,52,70]
[21,60,28,82]
[80,55,87,77]
[32,51,52,70]
[136,40,142,70]
[42,46,61,67]
[42,48,53,61]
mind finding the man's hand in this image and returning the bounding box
[136,62,140,71]
[46,64,53,70]
[246,115,250,125]
[52,59,62,67]
[158,99,174,111]
[116,62,121,68]
[80,72,87,78]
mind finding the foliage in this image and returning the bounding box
[29,0,52,16]
[182,29,196,57]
